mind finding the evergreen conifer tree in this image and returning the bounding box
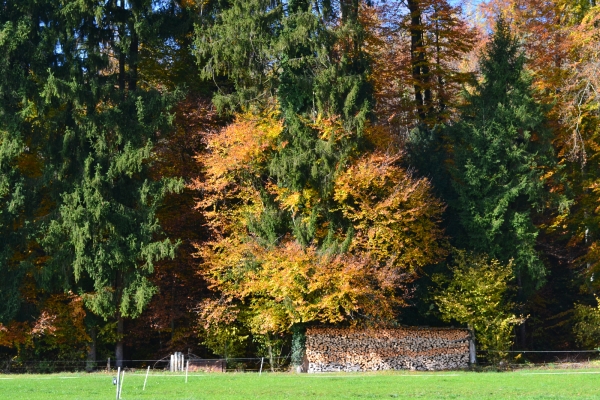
[447,18,555,287]
[0,0,182,366]
[196,0,372,365]
[0,1,57,323]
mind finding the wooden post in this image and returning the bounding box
[185,360,189,383]
[107,358,111,372]
[259,357,264,376]
[143,366,150,390]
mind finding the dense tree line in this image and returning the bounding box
[1,0,600,367]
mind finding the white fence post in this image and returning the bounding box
[143,366,150,390]
[118,369,124,399]
[115,367,120,400]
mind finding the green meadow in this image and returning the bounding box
[1,368,600,399]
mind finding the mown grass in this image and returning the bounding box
[2,368,600,399]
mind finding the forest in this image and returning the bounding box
[1,0,600,369]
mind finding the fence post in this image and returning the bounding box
[115,367,120,400]
[143,366,150,390]
[107,357,110,372]
[259,357,264,376]
[118,369,124,399]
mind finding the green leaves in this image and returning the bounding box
[195,0,284,111]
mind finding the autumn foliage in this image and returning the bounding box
[6,0,600,367]
[195,107,446,340]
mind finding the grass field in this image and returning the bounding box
[2,368,600,399]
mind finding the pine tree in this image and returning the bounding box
[447,18,556,287]
[0,0,182,367]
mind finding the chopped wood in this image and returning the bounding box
[305,327,471,373]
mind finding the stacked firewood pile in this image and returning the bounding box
[305,327,470,372]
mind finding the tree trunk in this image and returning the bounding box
[116,315,124,368]
[267,334,275,372]
[118,1,126,92]
[128,27,138,91]
[86,325,97,372]
[291,324,306,372]
[433,6,445,119]
[407,0,432,122]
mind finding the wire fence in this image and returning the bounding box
[476,350,600,366]
[2,351,600,374]
[1,356,291,374]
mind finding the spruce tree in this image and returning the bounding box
[0,0,44,324]
[196,0,372,364]
[447,18,555,287]
[0,1,182,366]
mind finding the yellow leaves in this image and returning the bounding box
[246,300,289,335]
[200,238,404,333]
[267,183,319,217]
[309,114,348,142]
[198,112,447,336]
[196,106,284,239]
[434,252,523,357]
[268,184,301,213]
[334,150,446,270]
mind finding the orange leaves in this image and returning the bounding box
[195,107,283,240]
[482,0,572,97]
[0,321,30,348]
[202,239,403,333]
[0,292,89,354]
[31,293,90,357]
[361,1,478,128]
[196,107,281,201]
[308,114,349,142]
[202,107,282,180]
